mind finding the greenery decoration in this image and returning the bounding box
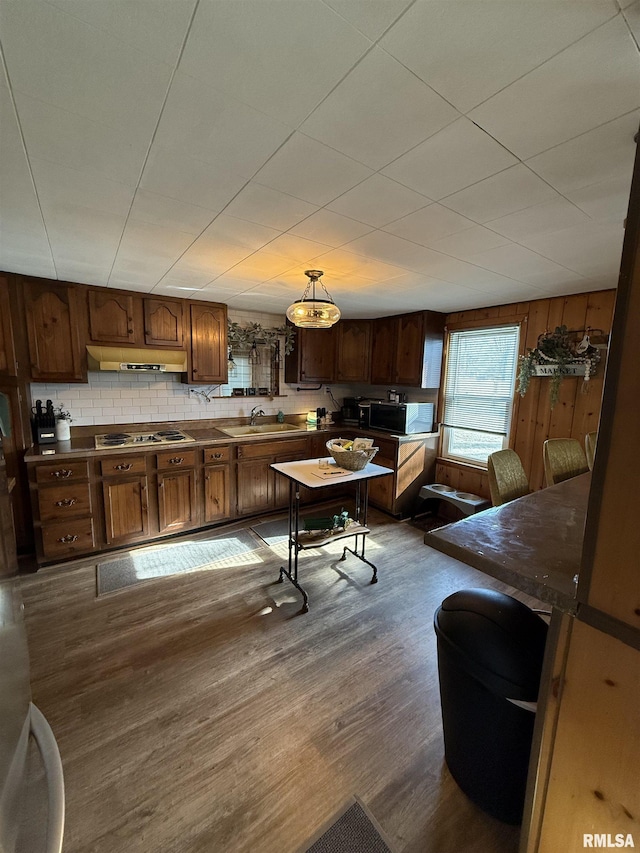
[517,325,600,409]
[227,321,296,355]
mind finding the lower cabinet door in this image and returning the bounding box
[158,468,198,533]
[204,465,230,523]
[367,463,394,512]
[103,475,149,545]
[236,459,273,515]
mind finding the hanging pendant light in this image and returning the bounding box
[286,270,340,329]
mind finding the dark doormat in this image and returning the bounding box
[299,797,395,853]
[408,514,448,534]
[250,518,291,546]
[97,528,263,595]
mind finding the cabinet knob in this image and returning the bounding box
[192,368,198,374]
[213,452,222,459]
[168,457,183,465]
[114,463,133,471]
[57,534,78,544]
[55,498,77,507]
[51,469,73,479]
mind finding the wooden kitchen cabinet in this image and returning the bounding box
[23,278,85,381]
[101,455,149,546]
[370,311,445,388]
[0,274,17,377]
[157,449,198,533]
[88,290,137,344]
[144,298,184,347]
[236,437,310,515]
[336,319,371,382]
[285,324,337,384]
[187,302,228,384]
[203,445,231,524]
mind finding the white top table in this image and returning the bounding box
[271,457,392,489]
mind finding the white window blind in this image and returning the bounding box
[442,325,520,463]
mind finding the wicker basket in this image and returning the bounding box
[326,439,378,471]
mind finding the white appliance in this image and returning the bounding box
[94,429,195,449]
[0,579,64,853]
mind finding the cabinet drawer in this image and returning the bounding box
[38,482,92,522]
[35,460,89,484]
[100,456,147,476]
[203,445,231,464]
[156,449,197,469]
[41,518,95,560]
[237,438,308,460]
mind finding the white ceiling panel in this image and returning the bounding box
[253,132,372,206]
[223,184,318,232]
[525,110,640,194]
[440,164,560,224]
[0,2,633,314]
[327,174,431,227]
[469,16,640,160]
[288,209,373,247]
[382,118,518,200]
[300,47,459,170]
[179,0,371,127]
[383,204,476,245]
[380,1,617,113]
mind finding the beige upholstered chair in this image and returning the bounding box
[543,438,589,487]
[585,432,597,470]
[487,449,530,506]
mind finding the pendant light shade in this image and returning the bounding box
[286,270,341,329]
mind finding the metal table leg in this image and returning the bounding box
[339,480,378,584]
[277,478,309,613]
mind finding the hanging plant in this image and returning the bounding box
[227,321,296,355]
[517,325,602,409]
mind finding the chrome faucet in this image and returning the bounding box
[250,405,265,425]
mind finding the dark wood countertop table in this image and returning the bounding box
[424,473,591,613]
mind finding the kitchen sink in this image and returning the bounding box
[218,423,307,437]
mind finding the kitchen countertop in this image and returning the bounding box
[424,473,591,613]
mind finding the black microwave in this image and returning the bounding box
[369,402,435,435]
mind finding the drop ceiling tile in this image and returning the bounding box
[154,72,292,178]
[380,1,617,113]
[115,221,195,263]
[140,147,248,212]
[12,93,149,186]
[383,203,476,245]
[525,110,639,194]
[382,117,518,200]
[427,225,510,260]
[441,164,560,223]
[469,16,640,160]
[1,0,173,133]
[565,175,632,223]
[200,215,282,252]
[129,190,217,235]
[520,221,625,278]
[288,209,373,246]
[253,133,372,206]
[224,184,318,232]
[344,229,443,271]
[301,47,459,170]
[467,243,585,286]
[29,158,135,218]
[624,2,640,39]
[487,198,591,242]
[224,252,298,283]
[321,0,412,40]
[46,0,196,66]
[54,261,111,286]
[327,173,431,227]
[179,0,371,127]
[259,234,333,264]
[296,248,408,282]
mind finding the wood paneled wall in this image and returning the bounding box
[435,289,616,498]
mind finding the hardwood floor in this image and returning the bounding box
[20,509,538,853]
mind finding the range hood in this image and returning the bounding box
[86,346,187,373]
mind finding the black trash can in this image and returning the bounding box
[433,588,548,824]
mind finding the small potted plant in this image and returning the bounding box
[54,405,72,442]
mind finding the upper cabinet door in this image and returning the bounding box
[188,302,227,384]
[23,279,85,382]
[370,316,397,385]
[144,298,184,348]
[337,319,371,383]
[88,290,138,344]
[0,274,17,378]
[395,312,425,387]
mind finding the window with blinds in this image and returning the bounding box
[442,324,520,464]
